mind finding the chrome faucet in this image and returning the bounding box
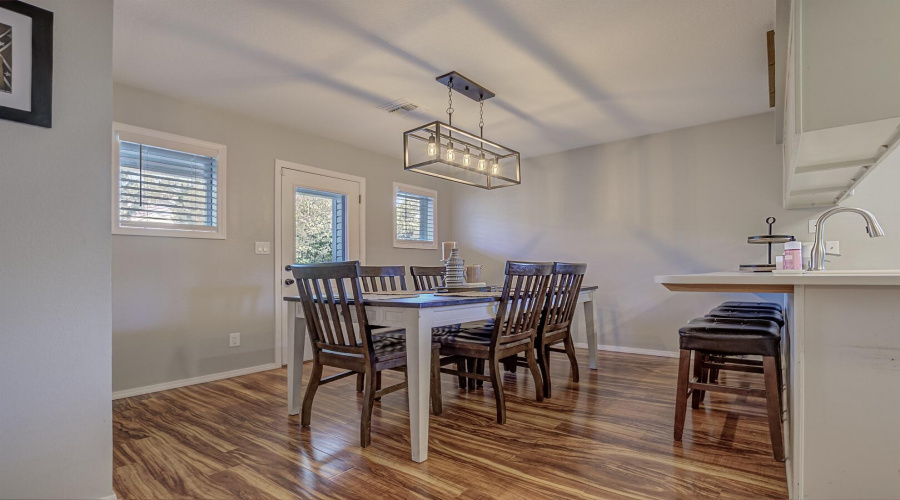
[808,207,885,271]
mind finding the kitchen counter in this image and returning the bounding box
[656,271,900,290]
[656,271,900,500]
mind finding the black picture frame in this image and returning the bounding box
[0,0,53,128]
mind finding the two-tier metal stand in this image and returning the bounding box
[740,217,796,272]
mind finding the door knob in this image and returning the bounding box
[284,278,295,286]
[284,264,293,272]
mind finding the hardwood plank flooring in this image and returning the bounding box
[113,350,788,499]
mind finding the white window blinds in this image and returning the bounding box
[394,184,436,248]
[113,124,226,238]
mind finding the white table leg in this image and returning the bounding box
[287,302,306,415]
[584,293,599,370]
[405,308,433,462]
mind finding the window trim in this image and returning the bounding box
[393,182,437,250]
[111,122,227,239]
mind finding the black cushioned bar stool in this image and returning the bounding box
[704,305,784,384]
[674,316,785,461]
[718,301,783,313]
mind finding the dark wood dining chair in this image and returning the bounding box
[359,265,407,292]
[290,261,442,447]
[531,262,586,398]
[410,266,445,291]
[434,261,553,424]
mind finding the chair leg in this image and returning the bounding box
[360,366,377,448]
[536,343,550,399]
[466,358,476,390]
[431,347,442,416]
[525,344,544,402]
[691,352,707,409]
[475,359,484,388]
[457,358,467,389]
[674,349,692,441]
[763,356,786,462]
[374,372,382,401]
[489,357,507,424]
[356,372,364,393]
[301,360,324,428]
[563,334,579,383]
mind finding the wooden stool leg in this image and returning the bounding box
[763,356,786,461]
[466,358,477,390]
[674,349,692,441]
[356,372,364,392]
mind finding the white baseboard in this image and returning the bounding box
[574,343,679,358]
[113,362,281,400]
[99,494,118,500]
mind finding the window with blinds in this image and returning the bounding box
[394,183,437,249]
[113,124,226,239]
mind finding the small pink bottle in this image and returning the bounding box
[783,241,803,270]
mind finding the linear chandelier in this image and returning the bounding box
[403,72,521,189]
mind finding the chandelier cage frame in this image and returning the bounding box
[403,71,521,190]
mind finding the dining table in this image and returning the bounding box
[283,285,599,462]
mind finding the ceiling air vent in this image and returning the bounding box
[378,98,423,118]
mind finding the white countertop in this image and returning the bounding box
[655,271,900,286]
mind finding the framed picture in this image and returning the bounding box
[0,0,52,128]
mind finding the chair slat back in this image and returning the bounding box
[359,265,407,292]
[541,262,587,334]
[291,262,374,358]
[410,266,445,291]
[491,261,554,347]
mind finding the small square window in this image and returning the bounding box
[112,123,226,239]
[393,182,436,249]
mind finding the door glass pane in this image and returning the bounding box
[294,187,347,264]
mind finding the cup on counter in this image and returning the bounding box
[465,264,483,283]
[784,241,803,270]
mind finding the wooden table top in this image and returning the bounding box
[283,285,598,309]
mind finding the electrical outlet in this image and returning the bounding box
[254,242,270,255]
[826,240,841,255]
[809,220,818,234]
[229,333,241,347]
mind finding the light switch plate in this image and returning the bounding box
[255,242,271,255]
[809,220,818,234]
[826,240,840,255]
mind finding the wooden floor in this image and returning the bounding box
[113,350,788,499]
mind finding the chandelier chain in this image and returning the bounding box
[479,100,484,137]
[446,81,454,127]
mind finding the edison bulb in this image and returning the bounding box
[491,160,499,175]
[427,135,436,157]
[446,143,455,162]
[478,153,486,170]
[463,148,471,167]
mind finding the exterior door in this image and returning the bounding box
[279,165,362,364]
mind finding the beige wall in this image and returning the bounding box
[0,1,114,498]
[112,84,450,392]
[447,112,900,353]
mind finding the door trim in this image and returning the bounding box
[273,159,367,366]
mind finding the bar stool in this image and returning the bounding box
[718,301,783,313]
[674,316,785,461]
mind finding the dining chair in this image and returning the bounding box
[434,261,553,424]
[533,262,586,398]
[409,266,446,291]
[290,261,442,447]
[359,265,407,292]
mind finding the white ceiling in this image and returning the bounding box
[113,0,774,159]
